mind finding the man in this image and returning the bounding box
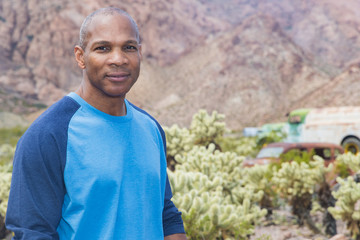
[6,7,187,240]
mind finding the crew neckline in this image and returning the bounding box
[68,92,133,122]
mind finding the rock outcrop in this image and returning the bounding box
[1,0,360,129]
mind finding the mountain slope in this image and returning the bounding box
[1,0,360,129]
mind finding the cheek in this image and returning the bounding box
[85,55,104,70]
[131,57,141,71]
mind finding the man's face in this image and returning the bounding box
[75,14,142,99]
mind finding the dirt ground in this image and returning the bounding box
[250,209,349,240]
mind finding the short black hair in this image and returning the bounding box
[78,7,140,49]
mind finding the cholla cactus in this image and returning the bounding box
[190,110,227,148]
[164,124,194,170]
[164,110,230,169]
[0,144,15,233]
[164,124,194,158]
[243,165,273,193]
[175,144,245,192]
[272,156,332,232]
[328,176,360,239]
[169,144,267,239]
[165,111,268,238]
[243,164,277,215]
[219,136,258,158]
[336,152,360,175]
[273,156,331,199]
[0,164,12,217]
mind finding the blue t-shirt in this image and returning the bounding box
[6,93,185,239]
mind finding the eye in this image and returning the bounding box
[94,46,110,52]
[124,45,138,52]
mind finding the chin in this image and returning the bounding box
[103,89,130,98]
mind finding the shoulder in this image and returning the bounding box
[128,101,164,133]
[16,96,81,165]
[32,96,80,129]
[127,101,167,147]
[27,96,80,136]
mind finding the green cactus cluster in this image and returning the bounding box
[336,152,360,175]
[163,124,194,158]
[0,164,12,217]
[243,164,277,212]
[328,152,360,240]
[164,110,230,170]
[175,144,243,185]
[189,110,227,147]
[218,136,258,158]
[271,156,333,233]
[0,144,15,219]
[168,144,267,239]
[328,176,360,239]
[164,110,282,238]
[243,164,273,194]
[273,156,331,198]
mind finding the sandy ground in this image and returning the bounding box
[250,210,349,240]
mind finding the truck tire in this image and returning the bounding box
[342,137,360,154]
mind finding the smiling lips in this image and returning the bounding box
[105,72,130,82]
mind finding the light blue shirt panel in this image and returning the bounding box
[57,93,166,239]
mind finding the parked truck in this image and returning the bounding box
[286,107,360,154]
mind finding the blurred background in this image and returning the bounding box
[1,0,360,131]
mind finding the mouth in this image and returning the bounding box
[105,72,130,82]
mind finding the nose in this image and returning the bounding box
[109,49,129,66]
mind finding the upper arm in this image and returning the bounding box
[5,126,66,239]
[162,175,185,236]
[129,104,186,237]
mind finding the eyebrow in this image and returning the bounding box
[92,41,111,46]
[125,40,139,44]
[92,40,139,47]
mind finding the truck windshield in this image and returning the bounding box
[256,147,284,158]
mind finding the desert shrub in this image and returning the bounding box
[169,144,267,239]
[164,109,230,170]
[0,144,14,239]
[272,156,332,233]
[335,152,360,177]
[163,124,194,170]
[218,136,258,158]
[0,162,12,218]
[328,153,360,239]
[329,176,360,240]
[0,126,26,146]
[165,110,267,238]
[243,164,278,217]
[190,110,227,149]
[164,109,259,163]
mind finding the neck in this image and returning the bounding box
[75,86,127,116]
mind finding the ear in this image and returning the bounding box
[74,45,86,69]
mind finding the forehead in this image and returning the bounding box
[86,14,138,45]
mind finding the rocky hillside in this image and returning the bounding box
[1,0,360,129]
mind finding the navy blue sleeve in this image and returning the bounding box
[159,126,185,236]
[128,102,185,236]
[162,175,186,236]
[5,97,79,239]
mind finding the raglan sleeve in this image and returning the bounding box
[5,125,66,240]
[162,174,186,236]
[157,125,185,236]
